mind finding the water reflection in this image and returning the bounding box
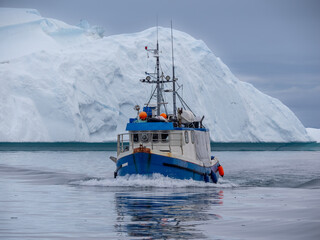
[114,189,223,239]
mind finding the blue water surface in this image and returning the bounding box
[0,151,320,239]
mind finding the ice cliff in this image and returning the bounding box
[0,8,311,142]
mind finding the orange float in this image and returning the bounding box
[218,165,224,177]
[160,113,167,119]
[139,111,147,120]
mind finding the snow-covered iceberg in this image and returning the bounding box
[306,128,320,143]
[0,8,311,142]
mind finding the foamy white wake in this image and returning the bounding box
[70,174,237,188]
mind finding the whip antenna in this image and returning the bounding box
[171,21,177,117]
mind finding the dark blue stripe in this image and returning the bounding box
[116,152,220,183]
[126,122,174,131]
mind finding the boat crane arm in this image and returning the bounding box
[109,156,117,163]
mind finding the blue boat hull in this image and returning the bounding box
[116,152,220,183]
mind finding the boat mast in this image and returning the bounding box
[171,21,177,118]
[156,38,161,116]
[141,26,173,116]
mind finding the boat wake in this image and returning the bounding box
[0,163,236,188]
[69,174,237,188]
[0,163,86,185]
[296,178,320,189]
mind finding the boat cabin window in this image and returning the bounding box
[133,133,139,143]
[132,132,169,144]
[161,133,169,143]
[152,133,159,142]
[185,131,189,144]
[191,130,195,144]
[141,133,150,143]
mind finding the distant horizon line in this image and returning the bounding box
[0,141,319,151]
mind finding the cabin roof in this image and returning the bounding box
[126,122,208,132]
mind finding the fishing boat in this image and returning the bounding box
[110,26,224,183]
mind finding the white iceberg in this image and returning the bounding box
[0,8,311,142]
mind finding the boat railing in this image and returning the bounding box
[117,133,130,156]
[117,131,183,155]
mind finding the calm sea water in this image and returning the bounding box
[0,151,320,239]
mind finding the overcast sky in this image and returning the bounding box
[1,0,319,128]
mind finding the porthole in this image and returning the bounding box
[191,130,195,144]
[185,131,189,144]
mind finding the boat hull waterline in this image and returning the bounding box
[116,152,220,183]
